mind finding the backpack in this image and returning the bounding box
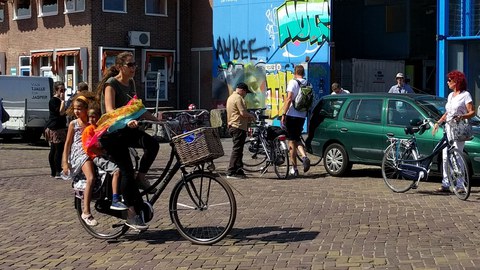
[293,79,313,112]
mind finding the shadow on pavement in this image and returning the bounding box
[118,226,319,245]
[229,226,319,244]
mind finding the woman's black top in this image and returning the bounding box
[45,97,66,130]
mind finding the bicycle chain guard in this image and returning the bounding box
[398,164,428,181]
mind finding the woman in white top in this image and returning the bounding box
[432,70,475,192]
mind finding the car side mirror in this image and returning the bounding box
[409,118,422,126]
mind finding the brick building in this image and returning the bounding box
[0,0,214,109]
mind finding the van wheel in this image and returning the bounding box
[323,143,351,176]
[21,129,42,143]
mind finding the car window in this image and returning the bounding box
[387,100,422,126]
[344,99,383,124]
[318,98,347,119]
[344,99,360,120]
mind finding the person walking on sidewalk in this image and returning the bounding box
[281,65,311,177]
[226,82,255,179]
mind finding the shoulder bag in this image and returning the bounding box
[451,119,473,142]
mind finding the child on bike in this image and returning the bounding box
[82,105,127,211]
[62,94,100,226]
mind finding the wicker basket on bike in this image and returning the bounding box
[172,127,224,166]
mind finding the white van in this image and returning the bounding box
[0,76,53,141]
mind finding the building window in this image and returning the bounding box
[14,0,32,20]
[146,0,167,16]
[39,0,58,17]
[19,56,31,76]
[65,0,85,13]
[103,0,126,13]
[449,0,480,37]
[0,4,4,22]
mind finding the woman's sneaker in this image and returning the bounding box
[126,215,149,231]
[110,200,128,211]
[302,157,311,172]
[289,168,299,177]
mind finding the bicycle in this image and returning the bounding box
[242,109,290,179]
[381,118,471,200]
[74,117,237,245]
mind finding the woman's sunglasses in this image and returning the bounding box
[124,62,137,68]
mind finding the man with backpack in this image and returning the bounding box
[281,65,312,177]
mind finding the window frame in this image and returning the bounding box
[64,0,85,14]
[102,0,127,13]
[145,0,167,17]
[13,0,32,20]
[98,47,135,80]
[38,0,59,17]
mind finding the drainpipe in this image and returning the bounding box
[176,0,180,109]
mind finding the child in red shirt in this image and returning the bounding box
[82,107,127,211]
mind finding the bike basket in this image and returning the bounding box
[172,127,224,166]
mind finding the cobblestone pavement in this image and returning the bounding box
[2,138,480,270]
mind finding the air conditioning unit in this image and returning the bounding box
[128,31,150,47]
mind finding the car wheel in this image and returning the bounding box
[323,143,351,176]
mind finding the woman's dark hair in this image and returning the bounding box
[95,51,133,102]
[53,81,65,95]
[447,70,467,91]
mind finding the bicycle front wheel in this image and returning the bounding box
[169,173,237,245]
[75,195,128,239]
[273,138,290,179]
[447,148,470,200]
[382,141,419,193]
[243,135,267,172]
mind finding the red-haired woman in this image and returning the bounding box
[432,70,475,192]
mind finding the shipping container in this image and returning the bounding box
[338,58,405,93]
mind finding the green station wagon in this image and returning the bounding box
[310,93,480,177]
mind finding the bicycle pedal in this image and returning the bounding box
[260,167,268,175]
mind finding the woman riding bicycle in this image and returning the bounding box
[95,51,159,231]
[432,70,475,193]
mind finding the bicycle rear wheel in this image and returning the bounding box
[382,141,418,193]
[75,179,128,239]
[447,148,470,200]
[169,172,236,245]
[75,196,129,239]
[273,138,290,179]
[243,135,267,172]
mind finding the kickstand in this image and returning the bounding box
[260,162,271,176]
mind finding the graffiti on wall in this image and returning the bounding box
[213,0,331,112]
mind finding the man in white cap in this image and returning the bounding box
[388,73,414,93]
